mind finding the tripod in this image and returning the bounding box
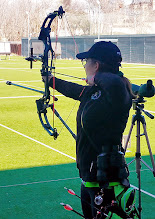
[124,97,155,219]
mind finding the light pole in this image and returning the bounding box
[26,11,30,56]
[97,0,101,40]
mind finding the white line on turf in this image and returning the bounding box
[0,80,40,83]
[147,110,155,114]
[0,80,41,83]
[0,124,76,161]
[130,77,155,80]
[123,66,155,68]
[0,96,42,99]
[0,95,64,99]
[0,124,155,199]
[129,169,150,173]
[0,175,154,199]
[0,68,39,69]
[0,177,79,188]
[131,185,155,198]
[0,67,83,70]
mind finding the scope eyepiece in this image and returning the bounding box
[138,80,154,98]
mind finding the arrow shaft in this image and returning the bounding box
[72,209,85,218]
[55,72,85,80]
[65,187,109,217]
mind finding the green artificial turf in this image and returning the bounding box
[0,55,155,218]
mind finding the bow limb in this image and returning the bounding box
[35,6,65,138]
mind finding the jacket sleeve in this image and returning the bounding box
[49,77,87,101]
[94,72,126,105]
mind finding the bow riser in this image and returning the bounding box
[36,7,65,138]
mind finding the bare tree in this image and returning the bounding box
[0,0,155,41]
[0,0,62,41]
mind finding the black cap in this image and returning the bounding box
[76,41,122,66]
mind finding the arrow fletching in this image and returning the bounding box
[60,203,73,211]
[64,187,76,196]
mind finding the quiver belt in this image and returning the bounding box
[97,145,129,188]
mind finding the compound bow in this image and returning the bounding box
[25,6,76,140]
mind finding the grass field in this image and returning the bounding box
[0,55,155,218]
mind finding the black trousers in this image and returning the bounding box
[81,183,100,219]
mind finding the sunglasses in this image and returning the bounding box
[81,58,88,66]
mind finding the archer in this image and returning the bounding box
[43,41,139,219]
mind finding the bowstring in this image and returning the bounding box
[64,14,79,54]
[52,16,59,131]
[58,14,86,137]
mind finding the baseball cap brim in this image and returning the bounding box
[76,51,90,59]
[76,41,122,66]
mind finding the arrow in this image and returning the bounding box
[64,187,109,217]
[60,203,84,218]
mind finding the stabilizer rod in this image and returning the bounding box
[6,81,58,101]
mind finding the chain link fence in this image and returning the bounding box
[22,34,155,64]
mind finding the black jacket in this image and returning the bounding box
[49,72,132,181]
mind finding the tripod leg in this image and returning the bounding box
[124,123,134,154]
[142,123,155,176]
[136,120,142,219]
